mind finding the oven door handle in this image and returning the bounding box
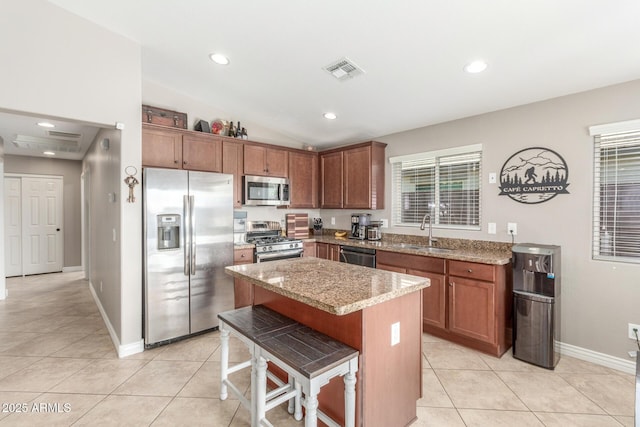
[256,249,303,262]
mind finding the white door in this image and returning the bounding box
[21,176,64,275]
[4,177,22,277]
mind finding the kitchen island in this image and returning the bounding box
[225,257,430,427]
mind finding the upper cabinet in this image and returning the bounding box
[243,144,289,177]
[320,141,386,209]
[288,151,318,208]
[142,123,222,172]
[222,140,244,208]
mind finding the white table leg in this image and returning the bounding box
[219,327,230,400]
[255,353,268,427]
[294,380,303,421]
[305,392,319,427]
[344,370,357,427]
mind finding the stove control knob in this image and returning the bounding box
[289,243,294,249]
[262,247,268,252]
[268,246,273,251]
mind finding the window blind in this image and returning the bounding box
[593,130,640,262]
[391,147,481,229]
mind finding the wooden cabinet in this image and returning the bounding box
[320,151,344,208]
[182,133,222,172]
[288,151,318,208]
[303,242,316,257]
[377,252,511,357]
[244,144,288,177]
[233,248,254,308]
[142,124,222,172]
[222,140,244,208]
[316,242,340,261]
[377,250,447,331]
[142,125,183,169]
[320,141,386,209]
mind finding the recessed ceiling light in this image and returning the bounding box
[37,122,55,128]
[464,60,488,74]
[43,151,56,156]
[209,53,229,65]
[323,112,337,120]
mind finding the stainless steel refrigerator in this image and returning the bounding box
[143,167,234,346]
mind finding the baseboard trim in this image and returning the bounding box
[62,266,83,273]
[89,281,144,358]
[557,341,636,374]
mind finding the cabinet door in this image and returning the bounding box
[320,151,344,208]
[303,242,316,257]
[329,244,340,261]
[142,126,182,169]
[223,141,244,208]
[343,145,372,209]
[408,269,446,330]
[316,242,329,259]
[243,144,267,175]
[265,148,288,177]
[448,276,496,344]
[233,248,254,308]
[182,134,222,172]
[289,151,318,208]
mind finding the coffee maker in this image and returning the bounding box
[350,213,371,239]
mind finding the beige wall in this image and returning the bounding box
[366,79,640,360]
[1,0,142,351]
[4,155,83,267]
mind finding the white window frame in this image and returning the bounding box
[389,144,482,231]
[589,119,640,263]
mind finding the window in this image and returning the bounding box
[390,144,482,229]
[591,124,640,263]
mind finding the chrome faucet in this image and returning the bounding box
[420,214,436,247]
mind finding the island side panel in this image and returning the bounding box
[361,290,422,427]
[253,286,363,426]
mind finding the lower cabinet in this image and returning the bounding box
[377,251,511,357]
[233,248,254,308]
[377,251,446,331]
[316,242,340,261]
[303,242,316,257]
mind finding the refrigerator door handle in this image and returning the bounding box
[183,195,190,276]
[190,195,196,275]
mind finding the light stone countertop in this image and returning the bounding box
[224,257,430,315]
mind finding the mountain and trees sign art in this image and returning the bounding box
[499,147,570,204]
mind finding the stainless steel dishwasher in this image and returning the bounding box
[339,245,376,268]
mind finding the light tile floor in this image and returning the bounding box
[0,272,635,426]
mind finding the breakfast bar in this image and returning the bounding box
[225,257,430,427]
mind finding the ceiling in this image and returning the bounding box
[0,110,101,160]
[11,1,640,157]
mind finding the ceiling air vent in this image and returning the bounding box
[48,130,82,139]
[12,135,81,153]
[323,57,365,81]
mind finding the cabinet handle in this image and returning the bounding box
[449,282,454,287]
[240,254,246,258]
[467,269,473,273]
[183,161,187,165]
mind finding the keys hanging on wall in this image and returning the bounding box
[124,166,139,203]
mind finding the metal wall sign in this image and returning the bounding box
[499,147,569,204]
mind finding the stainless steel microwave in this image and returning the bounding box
[243,175,290,206]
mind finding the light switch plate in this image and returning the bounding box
[488,222,496,234]
[489,172,497,184]
[380,219,389,228]
[331,217,336,225]
[391,322,400,346]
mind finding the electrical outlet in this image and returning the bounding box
[489,172,497,184]
[507,222,518,235]
[628,323,640,340]
[331,217,336,225]
[391,322,400,346]
[380,219,389,228]
[100,281,103,292]
[488,222,496,234]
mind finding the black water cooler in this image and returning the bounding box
[512,244,561,369]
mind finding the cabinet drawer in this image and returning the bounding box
[234,248,254,264]
[377,250,445,274]
[448,260,495,282]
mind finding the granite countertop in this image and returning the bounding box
[224,257,430,315]
[308,235,513,265]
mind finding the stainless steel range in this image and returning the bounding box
[246,221,303,263]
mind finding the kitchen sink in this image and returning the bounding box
[390,243,454,254]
